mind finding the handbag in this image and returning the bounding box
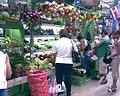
[71,40,80,64]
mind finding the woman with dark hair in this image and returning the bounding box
[52,29,78,96]
[77,33,93,77]
[107,30,120,92]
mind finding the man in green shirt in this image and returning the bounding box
[96,31,110,84]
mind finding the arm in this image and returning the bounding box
[108,41,120,58]
[51,45,57,56]
[6,54,12,79]
[95,40,102,46]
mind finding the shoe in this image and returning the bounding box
[56,84,65,93]
[108,87,117,92]
[101,79,108,85]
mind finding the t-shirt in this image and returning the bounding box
[52,37,78,64]
[97,35,110,59]
[0,51,7,89]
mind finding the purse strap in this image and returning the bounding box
[70,39,74,50]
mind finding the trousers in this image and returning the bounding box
[111,56,120,79]
[55,63,73,96]
[99,58,107,75]
[0,89,8,96]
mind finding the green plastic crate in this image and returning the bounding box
[8,83,30,96]
[71,75,86,86]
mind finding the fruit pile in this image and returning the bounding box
[0,11,19,21]
[73,68,86,77]
[36,2,79,22]
[13,64,31,77]
[79,12,102,20]
[22,11,42,26]
[38,53,53,60]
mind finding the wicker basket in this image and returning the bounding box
[71,75,86,86]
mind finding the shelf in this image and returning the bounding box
[7,76,27,88]
[7,69,55,88]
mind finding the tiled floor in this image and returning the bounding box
[71,72,120,96]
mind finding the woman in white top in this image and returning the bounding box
[52,29,78,96]
[0,51,12,96]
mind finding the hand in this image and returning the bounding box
[107,56,110,59]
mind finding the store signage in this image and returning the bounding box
[81,0,100,6]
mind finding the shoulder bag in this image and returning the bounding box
[71,40,80,64]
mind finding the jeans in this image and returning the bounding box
[0,89,8,96]
[55,63,73,96]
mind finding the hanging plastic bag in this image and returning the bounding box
[49,75,57,96]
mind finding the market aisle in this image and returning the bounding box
[71,72,120,96]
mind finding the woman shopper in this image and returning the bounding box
[77,34,93,77]
[107,30,120,92]
[52,29,78,96]
[0,51,12,96]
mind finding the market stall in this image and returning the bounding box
[0,0,106,96]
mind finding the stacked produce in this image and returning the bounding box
[13,64,31,77]
[0,12,19,21]
[28,53,55,72]
[22,11,42,27]
[36,2,79,22]
[79,12,102,20]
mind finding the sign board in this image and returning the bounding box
[81,0,100,6]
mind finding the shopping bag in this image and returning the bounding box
[49,76,57,96]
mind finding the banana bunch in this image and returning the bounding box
[79,13,102,20]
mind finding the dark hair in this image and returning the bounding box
[77,33,83,41]
[59,29,69,38]
[84,43,91,54]
[101,30,108,35]
[116,29,120,35]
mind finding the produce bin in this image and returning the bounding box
[71,75,86,86]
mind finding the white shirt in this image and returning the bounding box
[52,37,78,64]
[0,51,7,89]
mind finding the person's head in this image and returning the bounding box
[59,29,69,38]
[77,33,83,41]
[112,29,120,39]
[101,31,108,37]
[109,32,113,40]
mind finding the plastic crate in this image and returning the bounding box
[71,75,86,86]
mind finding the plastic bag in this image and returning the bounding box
[49,76,57,96]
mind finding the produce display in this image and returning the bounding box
[36,2,79,22]
[0,12,19,21]
[29,52,55,72]
[34,40,55,50]
[0,0,103,91]
[79,12,102,20]
[13,64,31,77]
[22,11,42,27]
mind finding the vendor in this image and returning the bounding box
[95,31,110,84]
[77,33,93,77]
[0,51,12,96]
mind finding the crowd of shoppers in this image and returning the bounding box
[51,28,120,96]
